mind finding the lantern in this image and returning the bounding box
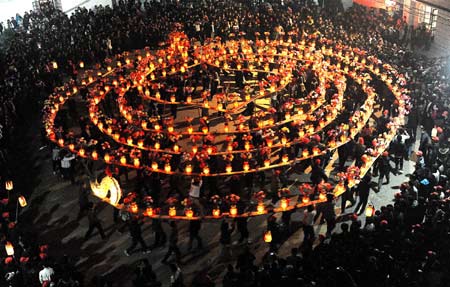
[58,138,64,146]
[151,161,158,170]
[282,154,289,163]
[130,202,138,213]
[257,202,265,214]
[212,208,220,217]
[243,161,250,172]
[186,96,192,103]
[173,144,180,152]
[302,196,310,204]
[202,126,209,134]
[141,121,148,129]
[203,166,210,175]
[52,61,58,69]
[264,230,272,243]
[185,164,193,174]
[302,149,309,158]
[170,95,176,103]
[229,205,238,217]
[92,150,98,160]
[164,163,171,173]
[138,139,144,148]
[188,126,194,134]
[154,124,161,131]
[154,142,160,150]
[78,148,85,157]
[264,159,270,167]
[120,156,127,165]
[79,61,84,68]
[5,242,14,256]
[244,141,250,151]
[146,207,154,217]
[280,198,289,210]
[133,158,140,168]
[224,124,229,133]
[365,204,375,217]
[169,206,176,217]
[192,146,198,154]
[319,192,326,201]
[104,154,111,163]
[185,208,194,218]
[226,164,232,173]
[168,126,174,133]
[18,196,27,207]
[5,180,14,190]
[127,138,133,145]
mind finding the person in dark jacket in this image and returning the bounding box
[187,219,203,251]
[84,203,106,240]
[124,216,151,256]
[219,219,234,261]
[162,221,181,263]
[354,174,374,215]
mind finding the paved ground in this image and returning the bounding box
[22,137,416,287]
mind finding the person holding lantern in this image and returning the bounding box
[124,216,151,256]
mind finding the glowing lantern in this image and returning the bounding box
[264,231,272,243]
[107,127,113,134]
[130,202,138,213]
[202,126,209,134]
[365,204,375,217]
[212,208,220,217]
[170,95,176,103]
[226,164,232,173]
[138,139,144,148]
[133,158,140,168]
[120,156,127,165]
[104,154,111,163]
[68,144,75,151]
[5,242,14,256]
[188,126,194,134]
[207,147,213,154]
[224,124,229,133]
[154,124,160,131]
[186,96,192,103]
[203,166,210,175]
[257,202,265,214]
[92,150,98,160]
[79,61,84,68]
[302,196,310,204]
[114,133,120,141]
[146,207,154,217]
[264,159,270,167]
[280,198,289,210]
[229,205,238,217]
[282,154,289,163]
[312,147,320,156]
[58,138,64,146]
[17,195,27,208]
[281,137,287,145]
[127,138,133,145]
[185,208,194,218]
[266,139,273,147]
[173,144,180,152]
[151,161,158,170]
[78,148,85,157]
[243,161,250,172]
[169,207,176,217]
[52,61,58,69]
[185,164,192,174]
[285,113,291,120]
[168,126,174,133]
[319,192,326,201]
[302,149,309,158]
[244,141,250,151]
[164,163,171,173]
[154,142,160,150]
[192,146,198,154]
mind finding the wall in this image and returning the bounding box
[60,0,112,13]
[0,0,33,24]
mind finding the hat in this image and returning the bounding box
[19,257,29,263]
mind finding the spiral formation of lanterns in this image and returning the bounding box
[42,31,409,219]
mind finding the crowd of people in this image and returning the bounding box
[0,0,448,286]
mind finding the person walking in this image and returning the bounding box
[302,205,316,243]
[151,218,167,249]
[61,152,76,184]
[187,219,203,251]
[219,219,234,261]
[124,216,151,256]
[322,194,336,237]
[84,203,106,241]
[235,217,250,244]
[162,221,181,264]
[354,174,374,215]
[77,181,90,220]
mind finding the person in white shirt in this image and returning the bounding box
[189,176,204,216]
[302,205,317,243]
[60,153,76,184]
[39,265,54,285]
